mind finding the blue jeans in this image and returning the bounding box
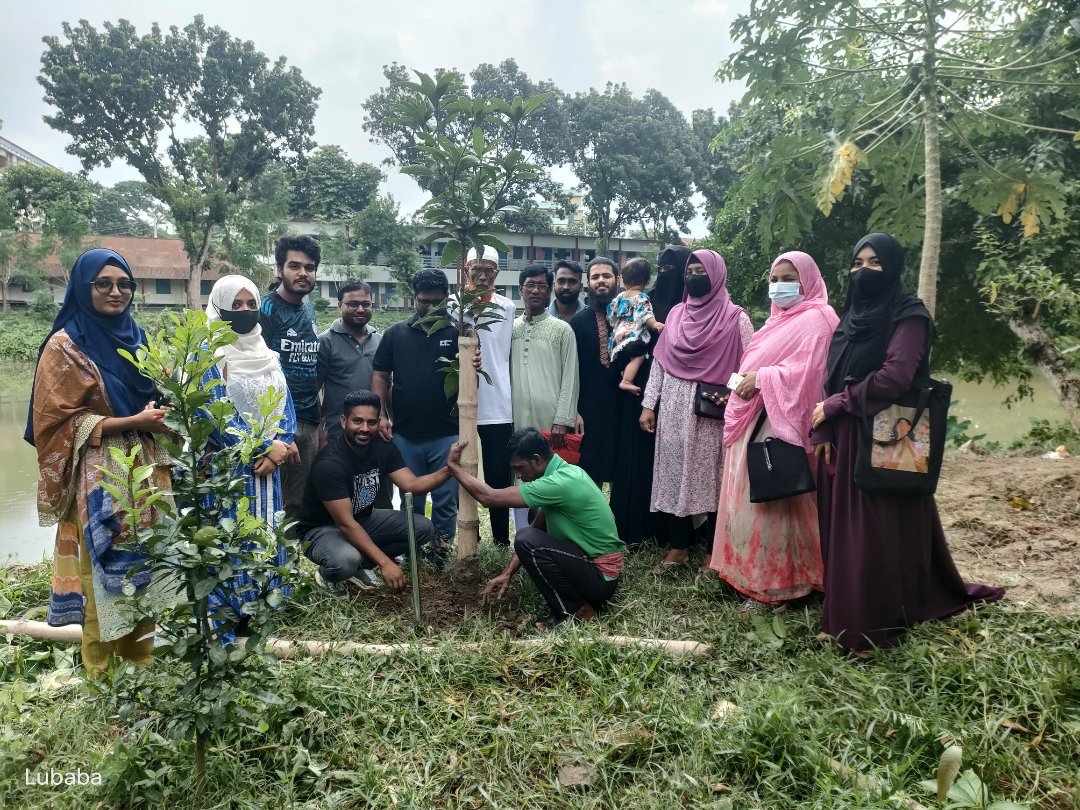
[392,433,459,541]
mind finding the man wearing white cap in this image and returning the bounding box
[463,245,517,546]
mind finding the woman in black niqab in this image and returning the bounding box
[650,244,689,323]
[811,231,1003,654]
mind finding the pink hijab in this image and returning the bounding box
[652,249,746,385]
[723,251,839,450]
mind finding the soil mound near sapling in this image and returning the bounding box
[354,559,531,634]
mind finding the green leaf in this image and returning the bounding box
[441,241,462,268]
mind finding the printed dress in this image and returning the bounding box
[643,312,754,517]
[607,290,655,362]
[34,331,176,673]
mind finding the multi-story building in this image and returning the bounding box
[308,224,660,309]
[0,136,57,171]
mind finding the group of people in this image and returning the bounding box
[28,231,1003,676]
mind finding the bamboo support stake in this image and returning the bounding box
[403,492,423,626]
[455,332,481,558]
[1,620,711,659]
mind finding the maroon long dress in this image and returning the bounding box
[812,318,1004,651]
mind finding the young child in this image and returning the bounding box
[608,257,663,395]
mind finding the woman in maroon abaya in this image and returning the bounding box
[811,233,1003,653]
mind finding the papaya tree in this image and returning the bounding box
[383,70,548,558]
[721,0,1080,316]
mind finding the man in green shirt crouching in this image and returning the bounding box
[447,428,625,627]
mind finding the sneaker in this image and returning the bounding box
[422,533,451,569]
[348,568,383,590]
[314,569,347,597]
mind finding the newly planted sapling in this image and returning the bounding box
[392,71,549,558]
[103,309,299,789]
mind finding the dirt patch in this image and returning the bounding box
[939,454,1080,613]
[347,556,532,634]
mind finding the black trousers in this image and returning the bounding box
[478,422,513,545]
[657,511,716,551]
[302,510,435,582]
[514,527,617,620]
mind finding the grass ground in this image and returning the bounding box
[1,531,1078,809]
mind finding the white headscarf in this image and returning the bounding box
[205,275,288,425]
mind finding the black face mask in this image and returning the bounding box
[850,267,892,300]
[685,275,712,298]
[220,309,259,335]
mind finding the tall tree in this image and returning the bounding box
[565,84,697,254]
[0,164,93,310]
[391,70,548,558]
[363,61,565,216]
[348,195,420,292]
[288,145,383,224]
[91,180,172,237]
[690,108,739,216]
[722,0,1080,316]
[39,16,320,307]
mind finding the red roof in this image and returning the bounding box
[34,235,222,281]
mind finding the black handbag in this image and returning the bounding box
[694,383,730,420]
[747,410,816,503]
[854,378,951,496]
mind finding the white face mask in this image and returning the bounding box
[768,281,803,309]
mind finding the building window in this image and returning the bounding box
[200,280,212,296]
[542,247,553,260]
[512,246,524,259]
[328,281,339,298]
[154,279,171,295]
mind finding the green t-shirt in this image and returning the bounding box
[518,455,625,558]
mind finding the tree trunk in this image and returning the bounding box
[1,276,7,314]
[187,259,202,310]
[1007,319,1080,431]
[918,3,943,317]
[455,332,481,558]
[455,256,481,558]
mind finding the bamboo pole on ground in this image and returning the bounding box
[0,620,711,659]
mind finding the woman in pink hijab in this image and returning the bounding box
[709,251,839,606]
[641,249,754,571]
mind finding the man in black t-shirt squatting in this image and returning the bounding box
[297,390,452,593]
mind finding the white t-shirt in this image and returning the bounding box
[476,293,515,425]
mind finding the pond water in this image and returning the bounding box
[0,363,1068,564]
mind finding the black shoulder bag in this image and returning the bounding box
[853,378,952,496]
[747,410,816,503]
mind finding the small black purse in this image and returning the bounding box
[694,383,730,420]
[747,410,816,504]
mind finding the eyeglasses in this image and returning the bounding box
[522,281,550,292]
[90,278,137,296]
[342,301,373,310]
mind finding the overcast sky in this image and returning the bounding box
[1,0,749,236]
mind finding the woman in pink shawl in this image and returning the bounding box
[641,249,754,571]
[709,251,839,605]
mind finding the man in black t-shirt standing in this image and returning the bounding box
[372,269,460,549]
[299,391,452,593]
[261,235,322,521]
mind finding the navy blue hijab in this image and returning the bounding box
[24,249,157,445]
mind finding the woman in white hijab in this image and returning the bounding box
[203,275,297,639]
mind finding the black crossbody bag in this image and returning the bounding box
[694,383,730,420]
[747,410,816,503]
